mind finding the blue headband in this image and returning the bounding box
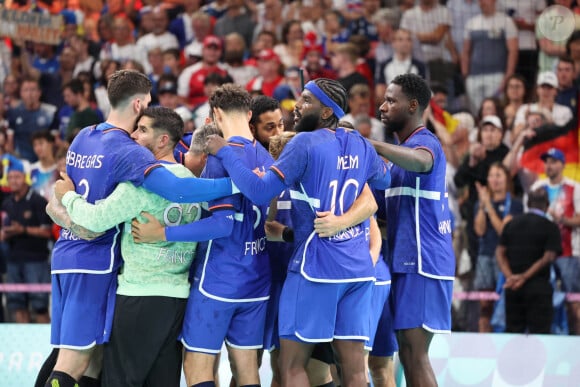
[304,81,345,120]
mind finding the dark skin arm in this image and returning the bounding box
[371,140,433,173]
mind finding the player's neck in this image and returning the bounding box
[105,110,137,134]
[398,119,424,143]
[220,113,253,141]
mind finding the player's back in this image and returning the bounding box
[196,137,273,301]
[279,128,385,282]
[52,123,158,273]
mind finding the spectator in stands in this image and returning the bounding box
[168,0,202,49]
[322,9,351,57]
[331,42,369,99]
[214,0,256,49]
[375,28,426,106]
[250,30,278,66]
[400,0,457,87]
[70,34,96,79]
[513,71,574,140]
[346,0,380,42]
[5,76,57,162]
[503,74,528,132]
[473,162,523,332]
[342,84,385,142]
[163,48,182,78]
[178,35,229,109]
[223,32,259,87]
[193,73,230,129]
[531,148,580,335]
[202,0,229,19]
[253,0,284,41]
[274,20,304,68]
[98,16,138,73]
[62,78,101,142]
[497,187,561,334]
[462,0,518,115]
[1,157,52,323]
[556,56,578,112]
[446,0,481,56]
[497,0,545,89]
[454,115,510,280]
[136,7,179,73]
[246,49,285,97]
[2,74,20,111]
[371,8,400,67]
[31,43,59,75]
[29,131,57,203]
[302,43,336,81]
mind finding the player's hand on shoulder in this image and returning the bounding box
[131,212,166,243]
[205,134,227,155]
[54,171,75,202]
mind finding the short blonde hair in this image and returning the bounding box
[268,132,297,160]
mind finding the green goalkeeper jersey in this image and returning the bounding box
[61,163,200,298]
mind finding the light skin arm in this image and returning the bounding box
[502,37,518,91]
[56,171,149,232]
[415,24,449,45]
[371,140,433,173]
[502,129,535,177]
[539,38,566,57]
[314,184,378,238]
[461,38,471,77]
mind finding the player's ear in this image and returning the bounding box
[247,110,252,123]
[408,98,418,115]
[321,106,333,120]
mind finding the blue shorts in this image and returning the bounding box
[364,281,390,352]
[554,256,580,292]
[473,254,501,290]
[51,272,117,349]
[369,290,398,357]
[6,261,50,312]
[264,280,283,352]
[181,286,267,354]
[391,273,453,333]
[279,272,373,343]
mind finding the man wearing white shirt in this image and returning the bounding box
[136,8,180,74]
[375,29,427,105]
[462,0,518,114]
[497,0,546,88]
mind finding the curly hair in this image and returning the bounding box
[209,83,252,114]
[391,73,431,111]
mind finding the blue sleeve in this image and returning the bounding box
[366,142,391,190]
[165,209,234,242]
[142,166,233,203]
[215,146,287,205]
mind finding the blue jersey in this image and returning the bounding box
[267,189,294,283]
[195,137,273,301]
[385,128,455,279]
[51,123,160,273]
[272,128,389,282]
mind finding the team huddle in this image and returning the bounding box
[40,69,454,387]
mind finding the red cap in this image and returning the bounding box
[203,35,222,49]
[257,49,280,62]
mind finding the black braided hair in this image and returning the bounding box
[314,78,348,129]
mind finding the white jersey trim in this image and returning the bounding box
[422,324,451,334]
[299,231,376,283]
[51,225,121,274]
[295,331,333,343]
[198,240,270,303]
[225,339,263,350]
[334,334,370,341]
[53,341,97,350]
[180,339,221,354]
[289,189,320,209]
[374,279,392,286]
